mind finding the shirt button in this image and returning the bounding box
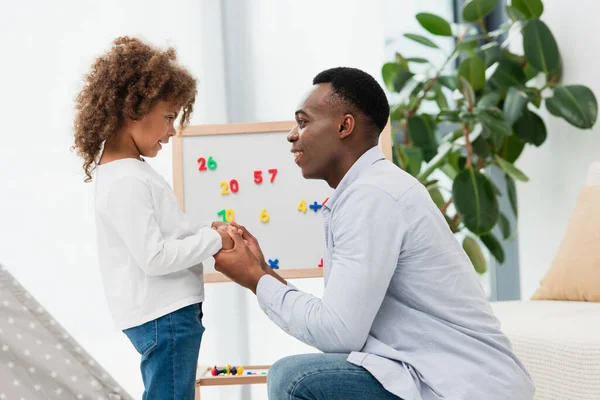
[285,327,289,332]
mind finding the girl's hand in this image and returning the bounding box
[217,229,234,250]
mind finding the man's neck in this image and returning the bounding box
[326,142,377,189]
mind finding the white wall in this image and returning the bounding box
[516,0,600,298]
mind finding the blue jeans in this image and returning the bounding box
[123,303,205,400]
[268,353,402,400]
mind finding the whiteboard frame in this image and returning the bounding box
[172,120,392,283]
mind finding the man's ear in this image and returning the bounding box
[338,114,355,139]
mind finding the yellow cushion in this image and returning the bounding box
[532,182,600,302]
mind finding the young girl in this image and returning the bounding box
[72,36,233,399]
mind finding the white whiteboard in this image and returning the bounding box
[173,121,392,282]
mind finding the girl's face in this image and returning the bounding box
[130,101,180,158]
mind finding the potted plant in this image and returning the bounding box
[382,0,597,273]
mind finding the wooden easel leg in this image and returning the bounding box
[195,385,201,400]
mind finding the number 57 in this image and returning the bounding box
[254,169,278,184]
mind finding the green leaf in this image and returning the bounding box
[382,63,414,92]
[523,19,560,75]
[416,13,453,36]
[417,142,453,182]
[438,76,458,91]
[429,187,446,209]
[512,0,543,18]
[405,57,430,63]
[514,108,547,146]
[524,87,542,108]
[462,0,499,22]
[445,214,461,233]
[457,56,486,91]
[402,145,424,176]
[494,155,529,182]
[489,59,526,91]
[472,136,491,159]
[480,233,505,263]
[459,76,476,107]
[390,103,407,121]
[545,97,561,117]
[453,168,499,234]
[407,115,439,162]
[523,62,539,82]
[438,109,461,122]
[499,212,511,240]
[552,85,598,129]
[478,92,501,109]
[503,87,529,124]
[478,107,512,136]
[506,174,518,217]
[448,149,462,171]
[505,5,526,21]
[395,53,410,69]
[434,85,449,110]
[501,134,526,163]
[463,236,488,274]
[457,38,479,55]
[404,33,439,48]
[480,43,503,68]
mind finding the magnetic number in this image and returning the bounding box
[198,156,217,171]
[220,179,239,195]
[298,200,307,213]
[254,169,278,184]
[268,169,278,183]
[217,209,235,222]
[254,170,263,184]
[260,208,270,223]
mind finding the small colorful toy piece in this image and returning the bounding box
[260,208,270,223]
[322,197,329,207]
[268,259,280,269]
[309,201,322,212]
[197,156,217,171]
[220,179,239,195]
[211,364,244,376]
[298,200,307,214]
[217,208,235,223]
[318,258,323,268]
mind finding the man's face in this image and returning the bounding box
[288,83,343,180]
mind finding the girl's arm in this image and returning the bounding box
[100,176,223,276]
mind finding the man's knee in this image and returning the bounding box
[268,355,301,399]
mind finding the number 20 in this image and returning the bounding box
[220,179,239,195]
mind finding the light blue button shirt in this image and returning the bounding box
[257,146,535,400]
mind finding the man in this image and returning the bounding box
[214,67,534,400]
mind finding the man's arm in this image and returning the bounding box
[256,185,406,353]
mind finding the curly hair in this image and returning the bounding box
[73,36,197,182]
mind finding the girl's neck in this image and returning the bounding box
[100,132,142,164]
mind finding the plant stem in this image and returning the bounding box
[478,19,489,36]
[403,110,411,145]
[463,123,473,168]
[441,199,453,214]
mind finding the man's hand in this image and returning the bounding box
[229,221,268,270]
[214,227,266,293]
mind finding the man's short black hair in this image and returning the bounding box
[313,67,389,135]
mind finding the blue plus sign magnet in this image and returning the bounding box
[268,259,280,269]
[309,201,322,212]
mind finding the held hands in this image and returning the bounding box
[214,226,266,293]
[212,221,242,251]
